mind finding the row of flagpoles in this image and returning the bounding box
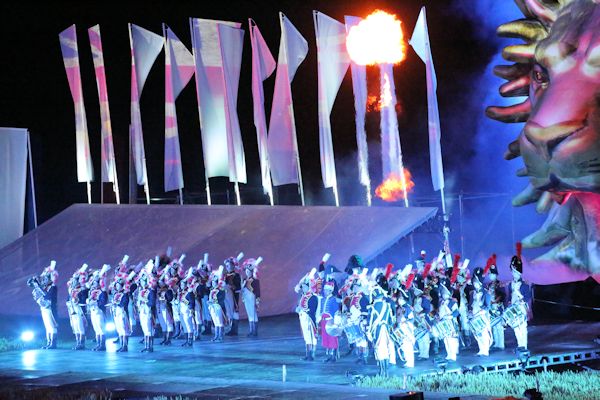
[58,8,445,211]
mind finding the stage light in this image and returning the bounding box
[20,331,34,342]
[389,392,424,400]
[105,322,116,332]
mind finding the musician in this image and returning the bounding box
[241,258,261,337]
[345,254,364,275]
[224,257,242,336]
[318,281,340,362]
[86,265,110,351]
[28,261,59,349]
[111,272,134,352]
[156,275,175,345]
[413,278,434,361]
[485,261,506,350]
[137,266,157,353]
[67,265,89,350]
[469,268,492,356]
[191,270,204,341]
[367,286,396,376]
[296,275,319,361]
[178,271,196,347]
[164,261,182,339]
[324,265,340,295]
[395,288,415,368]
[208,267,227,342]
[507,247,531,350]
[348,279,370,364]
[437,278,460,361]
[197,261,213,336]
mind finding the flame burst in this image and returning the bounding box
[375,170,415,202]
[346,10,406,66]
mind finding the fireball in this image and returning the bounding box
[346,10,406,66]
[375,169,415,202]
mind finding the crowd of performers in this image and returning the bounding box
[295,245,532,376]
[27,250,262,352]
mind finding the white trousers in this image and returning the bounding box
[114,307,131,337]
[90,308,105,336]
[157,301,173,333]
[209,303,225,328]
[179,303,194,334]
[512,322,528,349]
[69,313,86,335]
[242,289,258,322]
[415,331,430,359]
[444,336,459,361]
[139,308,154,337]
[492,323,505,349]
[41,307,57,334]
[299,312,317,345]
[374,328,397,364]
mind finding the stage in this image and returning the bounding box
[0,315,598,399]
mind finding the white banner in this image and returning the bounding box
[267,13,308,186]
[0,128,28,249]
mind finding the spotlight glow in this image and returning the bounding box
[20,331,34,342]
[105,322,116,332]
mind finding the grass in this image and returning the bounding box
[0,337,24,352]
[357,370,600,400]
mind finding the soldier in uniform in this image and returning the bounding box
[437,278,460,361]
[295,273,319,361]
[224,257,242,336]
[485,257,506,350]
[413,276,434,361]
[67,264,89,350]
[197,259,213,336]
[137,263,157,352]
[111,271,135,352]
[348,278,370,364]
[178,268,196,347]
[208,266,227,342]
[28,261,59,349]
[86,265,110,351]
[318,281,340,362]
[241,258,262,337]
[507,244,532,350]
[469,267,492,356]
[395,287,415,368]
[367,286,396,376]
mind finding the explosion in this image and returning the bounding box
[375,169,415,202]
[346,10,406,66]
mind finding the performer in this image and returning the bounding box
[110,271,135,352]
[197,256,213,336]
[367,286,396,376]
[137,263,157,352]
[224,255,242,336]
[178,268,196,347]
[86,265,110,351]
[413,277,434,361]
[506,243,531,350]
[469,267,492,356]
[208,266,227,342]
[348,277,370,364]
[67,264,89,350]
[241,257,262,337]
[192,268,204,341]
[485,256,506,350]
[394,288,415,368]
[156,274,175,345]
[436,278,460,361]
[295,272,319,361]
[318,281,340,362]
[27,260,58,349]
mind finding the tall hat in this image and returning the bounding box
[472,267,484,284]
[243,257,263,278]
[510,242,523,275]
[345,254,364,274]
[40,260,59,285]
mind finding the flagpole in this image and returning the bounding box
[113,157,121,204]
[178,188,184,205]
[86,181,92,204]
[189,18,212,206]
[26,131,38,228]
[143,161,150,204]
[280,12,305,206]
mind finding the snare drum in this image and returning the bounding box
[431,318,456,339]
[469,311,489,336]
[344,323,364,344]
[503,303,526,328]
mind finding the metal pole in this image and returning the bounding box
[459,192,465,256]
[178,188,184,205]
[26,131,38,228]
[86,181,92,204]
[365,181,372,207]
[235,182,241,206]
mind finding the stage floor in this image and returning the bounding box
[0,315,598,399]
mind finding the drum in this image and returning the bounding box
[503,303,526,328]
[431,318,456,339]
[325,312,344,337]
[344,323,364,344]
[469,311,489,336]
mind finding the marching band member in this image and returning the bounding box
[348,274,370,364]
[413,275,434,360]
[436,278,460,361]
[27,260,59,349]
[452,256,473,348]
[208,266,227,342]
[192,269,204,341]
[111,271,135,352]
[241,257,262,337]
[164,259,182,339]
[313,254,330,296]
[156,274,175,345]
[67,264,89,350]
[295,270,319,361]
[506,243,531,350]
[86,264,110,351]
[469,267,492,356]
[395,288,415,368]
[318,281,340,362]
[178,267,196,347]
[368,286,396,376]
[224,254,243,336]
[485,255,506,350]
[197,255,213,336]
[137,261,157,353]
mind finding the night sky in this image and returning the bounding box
[1,0,503,224]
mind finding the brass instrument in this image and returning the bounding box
[27,277,51,309]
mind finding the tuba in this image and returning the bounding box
[27,277,51,309]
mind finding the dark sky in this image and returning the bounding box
[0,0,500,223]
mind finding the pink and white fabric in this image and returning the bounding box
[267,13,308,186]
[59,25,94,183]
[218,24,246,184]
[164,26,195,192]
[344,16,370,188]
[314,11,350,189]
[129,24,163,186]
[410,7,445,191]
[88,25,117,185]
[249,20,276,195]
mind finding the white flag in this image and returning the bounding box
[164,26,195,192]
[129,24,163,186]
[410,7,445,191]
[249,20,276,195]
[314,11,350,189]
[267,13,308,186]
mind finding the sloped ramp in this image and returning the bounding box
[0,204,437,317]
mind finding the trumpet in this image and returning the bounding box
[27,276,51,309]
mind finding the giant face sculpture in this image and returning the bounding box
[487,0,600,273]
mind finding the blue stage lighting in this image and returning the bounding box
[20,331,34,342]
[105,322,116,332]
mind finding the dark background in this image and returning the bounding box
[2,1,598,319]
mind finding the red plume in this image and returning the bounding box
[453,254,461,268]
[384,263,394,280]
[405,272,416,289]
[492,253,497,267]
[450,254,460,284]
[422,263,432,278]
[483,257,493,276]
[516,242,522,260]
